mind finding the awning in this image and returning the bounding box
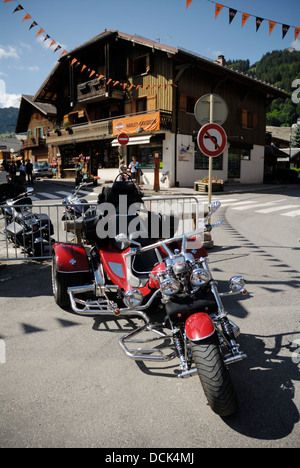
[111,135,152,147]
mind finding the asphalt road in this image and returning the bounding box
[0,184,299,448]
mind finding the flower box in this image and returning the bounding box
[194,181,224,192]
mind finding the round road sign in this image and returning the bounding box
[194,93,228,126]
[117,132,129,146]
[197,123,227,157]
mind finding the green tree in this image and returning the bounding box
[291,125,300,147]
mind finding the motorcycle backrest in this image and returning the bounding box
[12,196,32,209]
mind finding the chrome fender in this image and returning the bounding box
[185,312,215,342]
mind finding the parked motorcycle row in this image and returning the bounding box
[0,186,54,257]
[50,175,249,417]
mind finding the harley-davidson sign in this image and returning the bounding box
[113,111,160,135]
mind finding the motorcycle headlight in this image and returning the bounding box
[229,275,245,292]
[190,268,210,287]
[123,289,144,308]
[160,277,180,296]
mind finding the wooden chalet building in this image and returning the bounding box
[32,29,289,187]
[15,95,56,164]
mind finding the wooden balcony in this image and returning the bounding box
[46,110,173,146]
[21,137,46,149]
[77,79,125,104]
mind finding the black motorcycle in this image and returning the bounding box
[1,187,54,257]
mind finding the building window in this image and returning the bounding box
[179,94,198,113]
[241,109,257,129]
[127,54,151,76]
[128,143,163,168]
[194,149,223,170]
[136,97,147,113]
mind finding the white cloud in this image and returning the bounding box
[0,45,19,60]
[291,39,300,51]
[0,79,21,108]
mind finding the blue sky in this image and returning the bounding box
[0,0,299,108]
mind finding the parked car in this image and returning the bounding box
[33,162,53,179]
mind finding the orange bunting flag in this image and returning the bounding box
[70,58,78,66]
[215,4,223,19]
[186,0,193,8]
[89,70,96,78]
[81,64,87,73]
[106,78,112,85]
[36,28,44,37]
[241,13,250,28]
[59,49,67,58]
[295,28,300,41]
[49,40,56,48]
[4,0,17,2]
[97,74,104,81]
[269,21,276,35]
[22,13,31,22]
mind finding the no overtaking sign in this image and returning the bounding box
[197,123,227,157]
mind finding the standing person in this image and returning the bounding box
[119,159,127,180]
[128,156,137,181]
[9,161,17,182]
[25,159,34,185]
[19,161,26,184]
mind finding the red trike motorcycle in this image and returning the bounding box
[52,177,247,416]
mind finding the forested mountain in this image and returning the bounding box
[0,107,19,134]
[227,48,300,127]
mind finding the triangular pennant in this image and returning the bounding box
[4,0,17,3]
[49,40,56,48]
[54,45,61,53]
[70,58,78,66]
[186,0,193,8]
[106,78,112,85]
[295,28,300,41]
[43,34,50,42]
[269,21,276,35]
[29,21,37,30]
[128,84,135,91]
[256,17,263,32]
[81,64,87,73]
[59,49,67,57]
[241,13,250,28]
[282,24,290,39]
[36,28,44,37]
[215,4,223,19]
[89,70,96,78]
[97,74,104,81]
[13,5,23,13]
[22,13,31,22]
[229,8,237,24]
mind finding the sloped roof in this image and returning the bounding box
[33,29,290,104]
[15,94,56,133]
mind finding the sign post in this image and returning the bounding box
[195,94,228,246]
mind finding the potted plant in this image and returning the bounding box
[63,121,73,134]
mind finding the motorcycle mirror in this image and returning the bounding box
[115,233,129,243]
[26,187,34,195]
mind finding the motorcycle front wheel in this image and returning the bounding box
[191,333,238,417]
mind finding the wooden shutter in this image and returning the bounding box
[241,109,248,128]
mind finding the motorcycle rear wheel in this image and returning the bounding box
[191,333,238,416]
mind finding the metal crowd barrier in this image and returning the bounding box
[0,196,205,262]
